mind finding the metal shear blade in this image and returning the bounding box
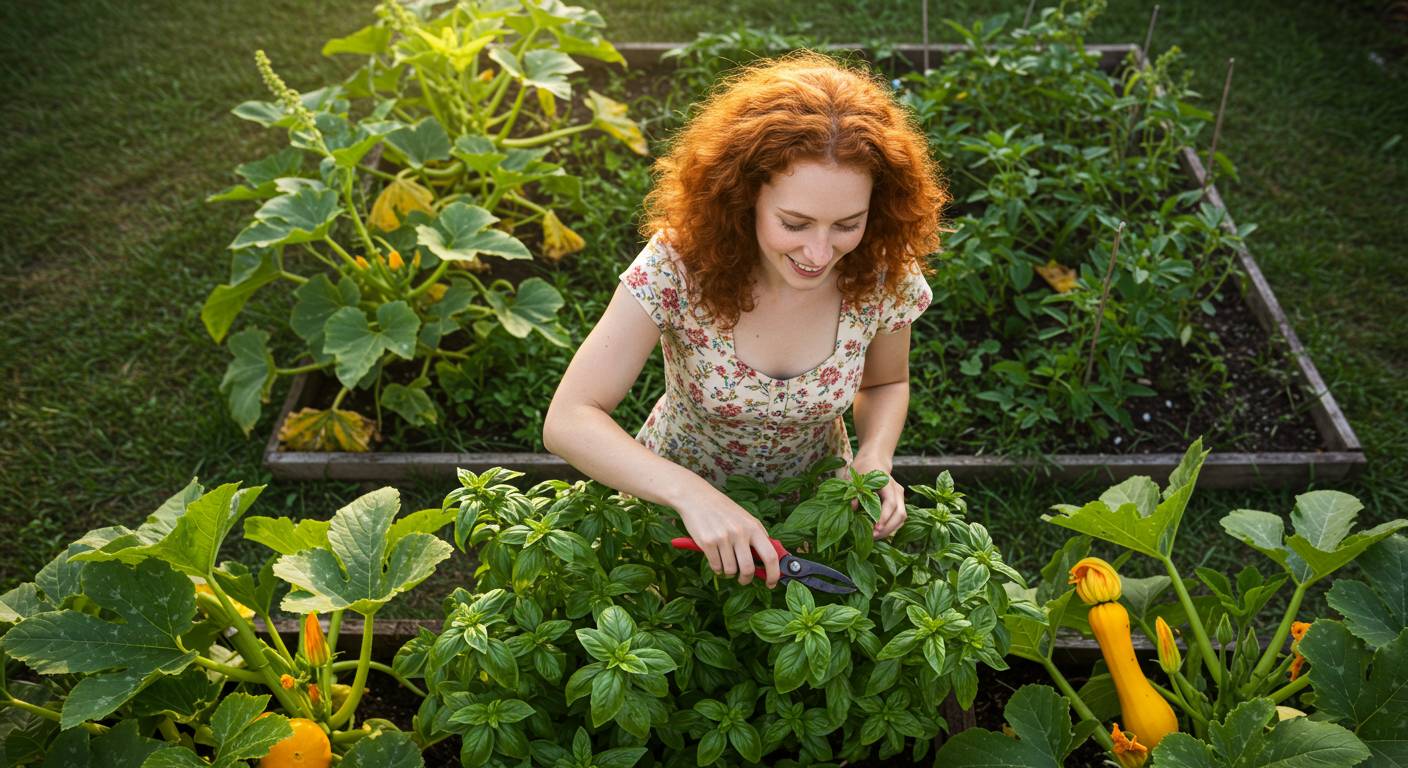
[780,555,856,594]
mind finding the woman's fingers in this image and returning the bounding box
[716,543,738,580]
[753,532,781,588]
[733,540,756,586]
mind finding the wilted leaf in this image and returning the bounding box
[587,90,647,156]
[1035,259,1078,292]
[541,210,585,261]
[278,407,378,452]
[370,176,435,232]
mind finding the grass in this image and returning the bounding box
[1,0,1404,622]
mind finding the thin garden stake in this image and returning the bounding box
[1142,4,1161,65]
[1203,57,1235,192]
[922,0,930,72]
[1023,0,1037,28]
[1084,221,1126,386]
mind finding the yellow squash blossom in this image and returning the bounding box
[1111,723,1149,768]
[387,249,405,270]
[1069,557,1122,605]
[303,612,330,667]
[1155,616,1181,674]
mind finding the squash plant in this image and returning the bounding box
[204,0,647,449]
[0,479,452,766]
[933,439,1407,767]
[901,2,1258,445]
[392,463,1040,766]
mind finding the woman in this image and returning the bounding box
[543,51,946,590]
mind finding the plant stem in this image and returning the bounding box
[1268,673,1311,704]
[1039,658,1115,751]
[204,578,310,717]
[329,617,375,728]
[260,611,295,665]
[158,717,182,743]
[1162,556,1225,690]
[500,122,592,149]
[1082,221,1124,386]
[1202,58,1236,194]
[1246,582,1308,691]
[193,655,264,682]
[3,695,107,734]
[407,260,450,300]
[276,361,332,377]
[331,660,427,698]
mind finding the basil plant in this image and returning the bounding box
[391,461,1039,767]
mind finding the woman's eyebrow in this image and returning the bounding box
[778,207,868,222]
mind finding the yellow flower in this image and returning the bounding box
[387,250,404,270]
[354,256,370,270]
[280,674,296,690]
[426,283,448,303]
[541,210,585,262]
[308,683,321,706]
[303,613,330,667]
[1111,723,1149,768]
[1290,621,1311,646]
[1289,652,1306,681]
[478,68,494,82]
[1155,616,1181,675]
[1069,557,1122,604]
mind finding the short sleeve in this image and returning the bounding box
[878,268,933,334]
[618,234,682,332]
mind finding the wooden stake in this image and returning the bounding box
[922,0,930,72]
[1141,4,1161,67]
[1204,57,1235,191]
[1084,221,1126,386]
[1023,0,1037,28]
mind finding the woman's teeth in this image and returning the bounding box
[787,255,823,274]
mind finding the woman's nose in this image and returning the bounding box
[802,232,832,264]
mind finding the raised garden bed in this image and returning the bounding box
[263,41,1362,489]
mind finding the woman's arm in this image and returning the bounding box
[543,284,781,587]
[850,325,913,538]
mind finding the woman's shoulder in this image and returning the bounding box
[620,231,694,331]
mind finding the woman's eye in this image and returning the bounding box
[781,221,808,232]
[835,223,860,232]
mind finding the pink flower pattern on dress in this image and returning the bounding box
[619,233,933,487]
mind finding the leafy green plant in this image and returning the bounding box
[205,0,647,448]
[0,479,452,765]
[390,463,1036,766]
[900,2,1262,448]
[935,439,1407,767]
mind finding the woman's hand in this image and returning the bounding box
[675,489,781,588]
[848,452,906,539]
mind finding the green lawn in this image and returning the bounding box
[2,0,1404,615]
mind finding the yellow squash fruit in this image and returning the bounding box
[1089,600,1179,749]
[259,717,331,768]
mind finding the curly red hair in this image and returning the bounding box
[643,50,947,329]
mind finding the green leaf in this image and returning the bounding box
[521,49,582,100]
[322,24,393,56]
[220,329,275,434]
[21,720,163,768]
[290,274,360,356]
[130,668,222,723]
[381,382,439,427]
[1120,575,1172,622]
[591,669,626,727]
[386,118,451,169]
[417,202,530,263]
[482,277,567,345]
[1286,519,1408,586]
[1150,733,1217,768]
[230,187,341,249]
[242,516,331,555]
[1003,685,1072,764]
[4,560,199,729]
[1290,491,1362,551]
[1327,535,1408,648]
[1300,621,1408,764]
[74,483,262,578]
[341,730,423,767]
[273,487,453,615]
[206,694,291,767]
[1209,698,1273,764]
[323,302,421,388]
[0,582,46,624]
[729,722,763,763]
[1100,476,1159,518]
[1258,717,1371,768]
[775,642,809,693]
[202,250,279,342]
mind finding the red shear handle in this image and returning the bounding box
[670,537,788,577]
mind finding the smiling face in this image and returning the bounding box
[753,160,873,293]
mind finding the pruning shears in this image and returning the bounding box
[670,537,857,594]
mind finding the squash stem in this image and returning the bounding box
[329,616,375,728]
[1039,657,1115,751]
[193,655,263,683]
[2,695,107,734]
[1161,556,1224,689]
[204,577,310,717]
[1246,582,1308,692]
[1268,672,1311,704]
[331,660,427,698]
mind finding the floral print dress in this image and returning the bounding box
[620,234,933,488]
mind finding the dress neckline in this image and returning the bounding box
[726,296,847,382]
